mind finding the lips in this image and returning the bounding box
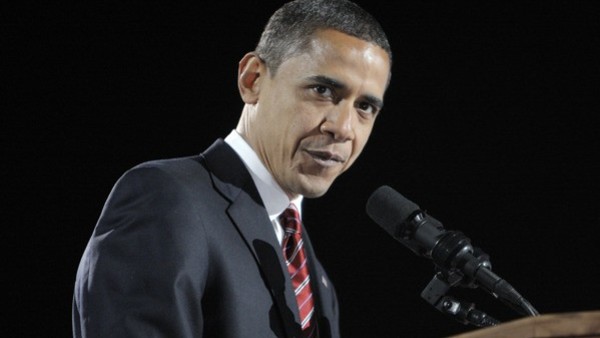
[304,149,345,166]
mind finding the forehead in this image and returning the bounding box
[275,29,391,96]
[309,29,389,65]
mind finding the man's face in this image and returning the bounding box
[241,29,391,198]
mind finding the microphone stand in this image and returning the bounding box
[420,242,538,328]
[421,272,500,328]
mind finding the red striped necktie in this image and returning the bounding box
[280,204,317,337]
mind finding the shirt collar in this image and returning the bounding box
[224,130,303,221]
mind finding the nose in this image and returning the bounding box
[320,101,355,142]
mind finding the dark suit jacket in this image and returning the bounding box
[73,139,340,338]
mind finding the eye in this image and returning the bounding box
[312,85,333,97]
[357,101,379,116]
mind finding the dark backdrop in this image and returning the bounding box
[5,1,600,337]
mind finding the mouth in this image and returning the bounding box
[304,149,345,167]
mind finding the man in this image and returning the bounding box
[73,0,392,337]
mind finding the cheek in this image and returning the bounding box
[278,114,309,158]
[288,104,321,140]
[355,122,375,148]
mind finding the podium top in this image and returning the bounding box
[448,310,600,338]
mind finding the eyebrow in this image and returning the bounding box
[307,75,347,90]
[306,75,384,109]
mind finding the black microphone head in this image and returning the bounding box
[366,185,421,237]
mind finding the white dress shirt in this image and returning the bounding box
[225,130,303,245]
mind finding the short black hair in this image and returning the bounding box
[255,0,392,75]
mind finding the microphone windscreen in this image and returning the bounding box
[366,185,420,236]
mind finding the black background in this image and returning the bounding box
[4,1,600,337]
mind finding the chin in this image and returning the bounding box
[302,190,328,199]
[296,180,334,199]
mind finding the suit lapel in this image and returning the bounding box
[201,139,304,337]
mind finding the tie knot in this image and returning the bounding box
[279,204,302,234]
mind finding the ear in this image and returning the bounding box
[238,52,265,104]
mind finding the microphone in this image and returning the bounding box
[366,185,538,316]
